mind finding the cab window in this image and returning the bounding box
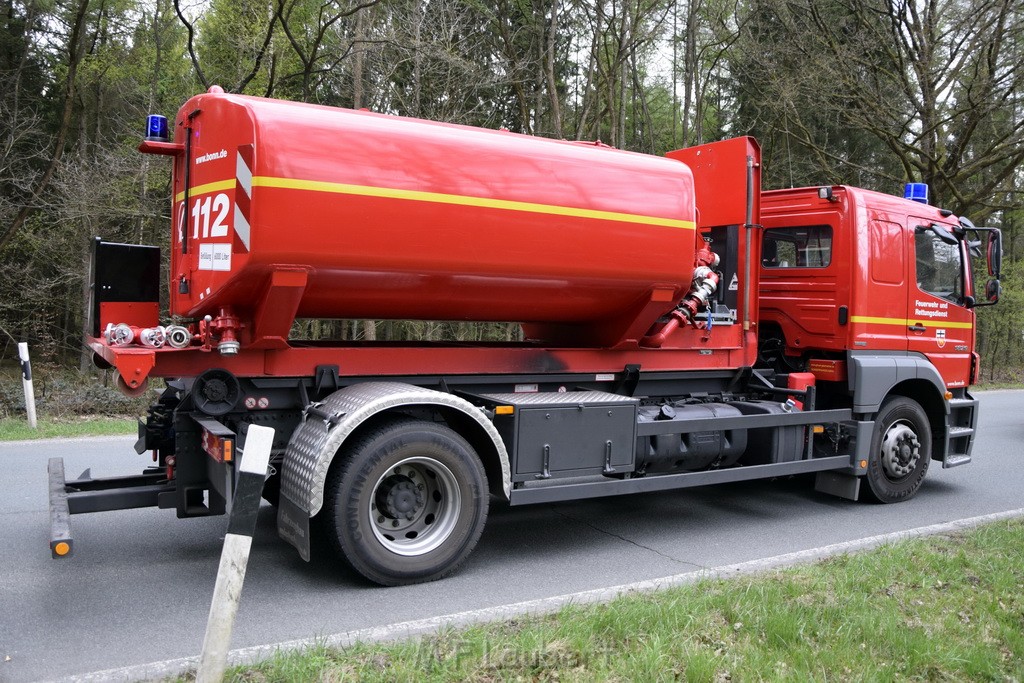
[915,231,963,303]
[762,226,832,268]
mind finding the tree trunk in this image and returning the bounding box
[412,0,422,117]
[545,0,562,136]
[352,7,366,108]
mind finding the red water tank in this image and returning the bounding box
[163,91,698,346]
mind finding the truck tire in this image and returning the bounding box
[321,416,488,586]
[863,396,931,503]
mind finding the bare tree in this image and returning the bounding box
[274,0,381,102]
[737,0,1024,217]
[572,0,670,148]
[175,0,280,94]
[672,0,742,147]
[0,0,92,251]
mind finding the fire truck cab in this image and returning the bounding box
[758,185,1001,473]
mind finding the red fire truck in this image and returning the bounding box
[48,87,1002,585]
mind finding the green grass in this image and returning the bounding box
[206,519,1024,682]
[0,416,136,441]
[975,380,1024,390]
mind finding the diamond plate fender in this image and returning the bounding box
[280,382,511,518]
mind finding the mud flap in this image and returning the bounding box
[277,494,311,561]
[814,470,861,501]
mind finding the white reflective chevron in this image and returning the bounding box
[233,205,250,251]
[235,153,252,195]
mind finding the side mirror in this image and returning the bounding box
[961,223,1002,306]
[985,278,1000,304]
[987,229,1002,278]
[927,223,959,246]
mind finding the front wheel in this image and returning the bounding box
[863,396,931,503]
[320,417,488,586]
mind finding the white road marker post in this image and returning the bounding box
[197,424,275,683]
[17,343,37,429]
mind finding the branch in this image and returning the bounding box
[173,0,209,89]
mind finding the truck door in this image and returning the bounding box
[907,220,973,388]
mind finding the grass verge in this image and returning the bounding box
[211,519,1024,682]
[0,416,136,441]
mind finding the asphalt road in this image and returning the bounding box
[2,390,1023,682]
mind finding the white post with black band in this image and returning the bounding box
[18,342,36,429]
[197,424,275,683]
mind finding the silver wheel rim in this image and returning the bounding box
[880,420,920,479]
[369,456,462,557]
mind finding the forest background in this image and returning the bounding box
[2,0,1023,389]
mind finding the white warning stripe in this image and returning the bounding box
[234,206,251,251]
[236,154,252,195]
[235,150,252,251]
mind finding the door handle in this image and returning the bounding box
[908,324,927,332]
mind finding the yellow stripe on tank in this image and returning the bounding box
[174,179,236,202]
[245,176,696,230]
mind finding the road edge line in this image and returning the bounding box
[52,507,1024,683]
[0,435,136,448]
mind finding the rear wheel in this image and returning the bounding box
[321,417,488,586]
[863,396,931,503]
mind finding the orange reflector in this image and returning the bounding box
[859,460,868,469]
[201,428,233,463]
[944,391,953,400]
[495,405,514,415]
[812,425,824,434]
[54,541,71,556]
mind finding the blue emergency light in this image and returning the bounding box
[904,182,928,204]
[145,114,169,142]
